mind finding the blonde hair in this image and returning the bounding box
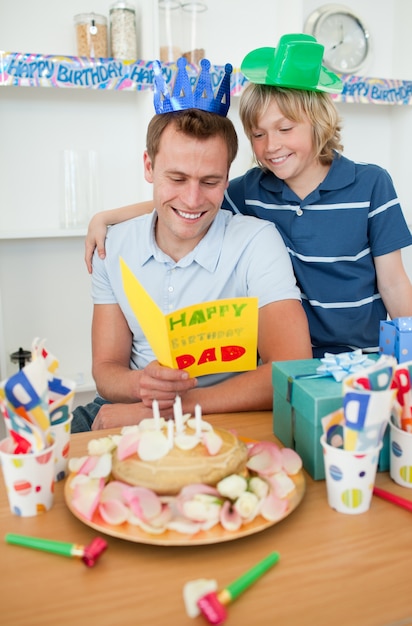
[239,83,343,165]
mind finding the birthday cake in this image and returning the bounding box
[111,422,248,495]
[68,410,303,535]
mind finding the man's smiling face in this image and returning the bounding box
[143,123,229,261]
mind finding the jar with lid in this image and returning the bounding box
[110,2,138,59]
[74,13,108,58]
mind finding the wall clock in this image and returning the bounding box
[304,4,371,74]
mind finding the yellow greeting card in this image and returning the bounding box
[120,257,258,377]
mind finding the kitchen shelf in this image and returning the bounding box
[73,380,96,394]
[0,228,87,240]
[1,51,412,105]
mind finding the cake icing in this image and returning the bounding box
[111,424,248,494]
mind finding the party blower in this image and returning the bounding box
[197,551,280,625]
[5,533,108,567]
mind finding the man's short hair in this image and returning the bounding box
[146,109,238,168]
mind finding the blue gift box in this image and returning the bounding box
[379,317,412,363]
[272,358,389,480]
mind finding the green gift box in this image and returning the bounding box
[272,358,389,480]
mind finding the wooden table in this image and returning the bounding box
[1,412,411,626]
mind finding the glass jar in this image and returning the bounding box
[181,1,208,65]
[74,13,108,58]
[158,0,182,63]
[110,2,138,59]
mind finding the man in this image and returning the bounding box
[72,60,311,432]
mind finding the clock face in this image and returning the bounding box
[305,7,371,74]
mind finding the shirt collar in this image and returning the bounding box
[320,153,356,191]
[140,209,226,272]
[138,212,158,265]
[259,152,356,202]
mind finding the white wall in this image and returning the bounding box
[2,0,411,214]
[0,0,303,220]
[0,0,157,395]
[1,0,412,403]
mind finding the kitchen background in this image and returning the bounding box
[0,0,411,428]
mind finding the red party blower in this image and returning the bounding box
[5,533,108,567]
[197,551,280,625]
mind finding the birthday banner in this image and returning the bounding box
[0,52,247,94]
[2,52,412,105]
[120,257,258,377]
[334,75,412,106]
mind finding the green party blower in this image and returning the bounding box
[5,533,108,567]
[197,551,280,625]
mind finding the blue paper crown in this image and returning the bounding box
[153,57,233,117]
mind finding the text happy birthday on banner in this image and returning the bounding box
[0,52,245,93]
[1,52,412,105]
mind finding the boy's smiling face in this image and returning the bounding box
[250,98,329,199]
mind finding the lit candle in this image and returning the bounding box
[152,399,161,430]
[195,403,202,437]
[174,395,184,433]
[167,419,174,449]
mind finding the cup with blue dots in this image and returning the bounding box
[321,434,382,514]
[389,418,412,488]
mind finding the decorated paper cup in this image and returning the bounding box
[341,382,396,451]
[50,414,73,482]
[389,419,412,488]
[48,376,76,423]
[0,437,56,517]
[320,435,382,514]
